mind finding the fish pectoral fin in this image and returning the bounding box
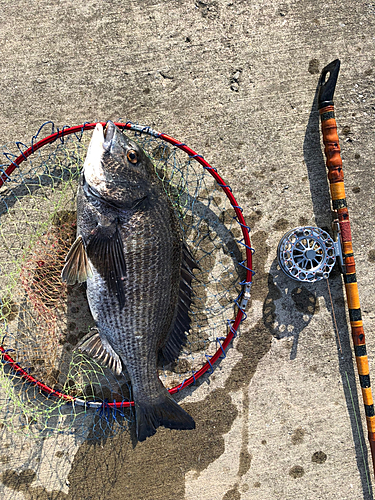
[61,236,93,285]
[86,223,127,310]
[78,329,123,376]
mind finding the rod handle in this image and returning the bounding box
[320,102,375,479]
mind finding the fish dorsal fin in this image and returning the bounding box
[159,244,199,366]
[61,236,93,285]
[86,222,127,310]
[78,329,123,376]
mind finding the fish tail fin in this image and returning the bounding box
[135,393,195,442]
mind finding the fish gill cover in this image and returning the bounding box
[0,122,252,439]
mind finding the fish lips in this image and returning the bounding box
[85,121,121,187]
[102,120,132,161]
[103,120,116,152]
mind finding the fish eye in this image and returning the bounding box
[127,150,138,164]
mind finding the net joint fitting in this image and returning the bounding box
[239,283,252,311]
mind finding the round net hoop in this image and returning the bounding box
[0,121,253,413]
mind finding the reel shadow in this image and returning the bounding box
[263,258,319,360]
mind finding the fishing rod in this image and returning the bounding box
[318,59,375,477]
[277,59,375,480]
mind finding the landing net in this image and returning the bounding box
[0,122,253,437]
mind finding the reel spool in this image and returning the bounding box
[277,226,340,282]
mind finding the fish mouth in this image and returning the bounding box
[103,121,116,151]
[82,122,106,186]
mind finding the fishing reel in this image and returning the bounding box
[277,223,344,283]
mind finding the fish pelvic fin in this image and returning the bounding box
[135,393,195,442]
[61,235,93,285]
[78,329,123,376]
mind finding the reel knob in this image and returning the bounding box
[277,226,336,282]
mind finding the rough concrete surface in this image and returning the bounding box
[0,0,375,499]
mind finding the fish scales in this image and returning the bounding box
[88,198,180,390]
[62,121,195,440]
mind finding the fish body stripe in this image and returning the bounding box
[360,374,371,388]
[344,273,357,284]
[349,308,362,322]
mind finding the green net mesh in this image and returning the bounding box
[0,124,247,438]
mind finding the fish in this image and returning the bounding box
[61,121,196,441]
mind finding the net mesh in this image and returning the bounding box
[0,123,249,438]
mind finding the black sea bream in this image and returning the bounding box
[61,121,195,441]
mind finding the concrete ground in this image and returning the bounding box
[0,0,375,499]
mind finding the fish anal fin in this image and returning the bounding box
[78,330,122,376]
[61,236,93,285]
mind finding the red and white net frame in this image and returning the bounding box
[0,121,253,411]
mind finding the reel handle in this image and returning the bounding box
[318,60,375,476]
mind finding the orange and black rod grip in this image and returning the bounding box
[318,59,375,475]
